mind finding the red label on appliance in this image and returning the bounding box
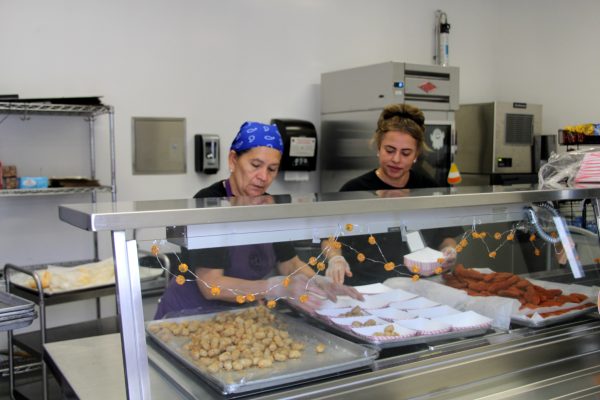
[418,81,437,93]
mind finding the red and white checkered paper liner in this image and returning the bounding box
[351,323,418,342]
[318,296,363,309]
[432,311,493,331]
[403,247,444,276]
[390,296,440,310]
[367,307,417,322]
[330,315,388,328]
[359,289,418,309]
[315,307,370,318]
[414,305,461,319]
[396,318,452,336]
[353,283,394,295]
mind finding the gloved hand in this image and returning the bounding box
[440,246,457,271]
[265,275,326,309]
[325,255,353,284]
[554,236,575,265]
[312,274,364,302]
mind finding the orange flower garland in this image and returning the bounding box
[178,263,189,273]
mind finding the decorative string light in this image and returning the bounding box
[147,239,331,307]
[146,217,559,309]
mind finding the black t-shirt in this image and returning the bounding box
[339,169,461,285]
[185,180,296,272]
[339,168,438,192]
[193,180,227,198]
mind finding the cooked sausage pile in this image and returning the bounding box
[443,265,591,316]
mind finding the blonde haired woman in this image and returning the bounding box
[327,104,458,285]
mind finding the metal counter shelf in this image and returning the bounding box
[7,272,166,357]
[525,263,600,287]
[3,261,167,400]
[0,186,112,198]
[43,312,600,399]
[257,314,600,400]
[4,257,167,305]
[54,185,600,399]
[7,274,167,305]
[13,315,119,357]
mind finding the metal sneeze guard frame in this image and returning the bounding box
[57,184,600,399]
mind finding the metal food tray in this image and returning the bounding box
[511,304,598,328]
[0,291,35,314]
[0,310,36,323]
[507,277,598,328]
[0,314,37,331]
[146,308,379,395]
[431,269,600,330]
[9,266,162,296]
[0,307,35,319]
[301,310,491,349]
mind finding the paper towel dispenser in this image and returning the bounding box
[270,119,317,171]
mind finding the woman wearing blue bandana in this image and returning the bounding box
[155,122,363,319]
[194,121,285,198]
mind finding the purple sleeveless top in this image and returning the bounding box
[154,180,278,318]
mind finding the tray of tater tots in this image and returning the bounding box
[146,306,378,395]
[441,265,598,328]
[295,288,494,349]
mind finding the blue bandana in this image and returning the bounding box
[230,121,284,154]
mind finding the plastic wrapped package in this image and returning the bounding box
[538,148,600,188]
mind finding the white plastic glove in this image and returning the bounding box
[440,246,457,271]
[265,275,326,309]
[325,255,353,284]
[554,236,574,265]
[312,274,364,302]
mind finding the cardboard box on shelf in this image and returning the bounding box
[2,165,17,177]
[18,177,49,189]
[4,177,17,189]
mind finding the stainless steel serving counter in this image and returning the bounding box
[58,185,600,231]
[45,316,600,399]
[55,185,600,399]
